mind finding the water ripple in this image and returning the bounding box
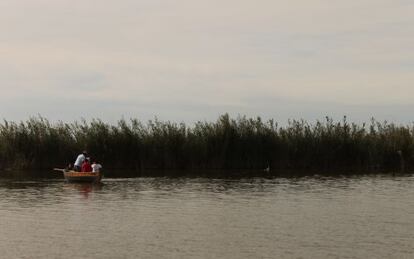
[0,175,413,258]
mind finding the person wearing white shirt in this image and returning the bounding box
[74,151,87,171]
[91,161,102,173]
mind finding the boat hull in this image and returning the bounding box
[63,171,102,183]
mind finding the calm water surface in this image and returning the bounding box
[0,174,413,258]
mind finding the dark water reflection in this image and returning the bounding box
[0,174,413,258]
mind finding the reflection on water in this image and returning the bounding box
[63,183,103,199]
[0,175,413,258]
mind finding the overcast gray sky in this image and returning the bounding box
[1,1,413,124]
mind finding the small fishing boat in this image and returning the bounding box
[54,169,102,183]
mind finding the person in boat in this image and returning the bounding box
[65,163,73,172]
[81,157,92,172]
[74,151,87,172]
[91,161,102,173]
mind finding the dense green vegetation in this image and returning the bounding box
[0,114,413,176]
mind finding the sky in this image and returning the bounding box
[0,0,413,124]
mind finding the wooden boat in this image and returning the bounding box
[54,169,102,183]
[64,171,102,183]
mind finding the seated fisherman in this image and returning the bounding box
[81,158,92,172]
[91,161,102,173]
[65,163,73,172]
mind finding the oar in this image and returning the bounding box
[53,168,66,172]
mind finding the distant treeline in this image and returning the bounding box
[0,114,413,176]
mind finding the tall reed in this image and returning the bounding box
[0,115,413,175]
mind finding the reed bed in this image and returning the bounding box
[0,114,413,176]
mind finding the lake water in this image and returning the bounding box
[0,174,413,258]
